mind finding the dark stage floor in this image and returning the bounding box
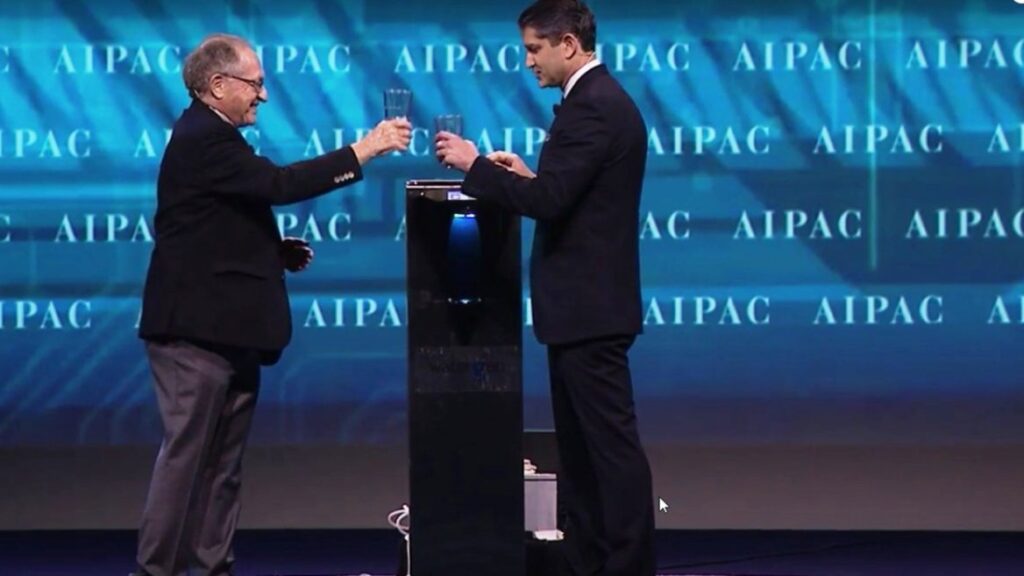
[0,529,1020,575]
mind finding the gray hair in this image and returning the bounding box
[182,33,250,97]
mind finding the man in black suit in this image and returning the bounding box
[435,1,654,575]
[133,33,410,576]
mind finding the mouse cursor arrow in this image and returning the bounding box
[658,498,668,513]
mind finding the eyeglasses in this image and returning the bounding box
[221,73,264,92]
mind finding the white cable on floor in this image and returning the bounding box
[387,504,411,576]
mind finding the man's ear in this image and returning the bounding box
[208,74,226,100]
[561,33,580,59]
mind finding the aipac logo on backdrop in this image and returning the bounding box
[905,38,1024,69]
[639,210,863,242]
[734,210,863,240]
[53,44,182,74]
[812,124,944,155]
[640,211,691,241]
[0,300,92,330]
[0,129,92,159]
[54,214,153,243]
[905,208,1024,240]
[393,41,690,73]
[303,297,404,328]
[276,212,353,242]
[133,129,173,159]
[988,123,1024,153]
[647,125,772,156]
[395,43,523,73]
[812,296,944,326]
[643,296,772,326]
[254,44,351,74]
[594,42,691,72]
[989,295,1024,325]
[732,40,863,71]
[49,43,353,75]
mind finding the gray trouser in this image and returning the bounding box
[137,339,261,576]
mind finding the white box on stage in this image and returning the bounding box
[525,472,558,534]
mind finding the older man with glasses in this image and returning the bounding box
[131,33,411,576]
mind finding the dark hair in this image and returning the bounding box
[518,0,597,52]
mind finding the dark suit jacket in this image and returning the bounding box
[463,64,647,345]
[139,100,363,363]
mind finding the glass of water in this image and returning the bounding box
[384,88,412,119]
[434,114,463,136]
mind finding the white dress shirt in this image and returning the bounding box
[562,57,602,99]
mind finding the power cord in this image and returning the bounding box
[387,504,411,576]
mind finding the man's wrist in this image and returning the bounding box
[351,140,376,165]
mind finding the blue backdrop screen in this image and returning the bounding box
[1,0,1022,447]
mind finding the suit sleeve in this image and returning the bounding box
[462,99,610,221]
[203,133,364,206]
